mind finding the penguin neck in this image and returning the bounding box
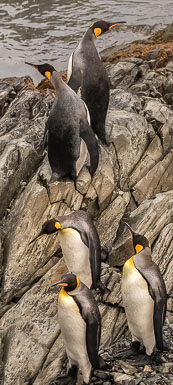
[83,28,96,44]
[134,247,152,268]
[51,71,66,92]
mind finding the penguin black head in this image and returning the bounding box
[51,273,80,292]
[124,222,151,254]
[25,62,56,81]
[89,20,126,38]
[29,218,62,244]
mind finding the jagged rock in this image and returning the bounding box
[106,109,150,188]
[96,192,130,249]
[132,150,173,204]
[128,134,163,188]
[107,62,140,89]
[86,144,116,212]
[144,98,173,125]
[0,77,52,220]
[109,192,173,266]
[0,139,40,220]
[109,88,142,112]
[1,259,68,385]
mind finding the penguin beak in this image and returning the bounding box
[25,62,39,71]
[29,232,47,245]
[51,281,68,287]
[124,222,135,238]
[108,21,126,30]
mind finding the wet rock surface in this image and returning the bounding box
[0,23,173,385]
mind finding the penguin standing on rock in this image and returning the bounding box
[115,223,167,365]
[30,210,102,290]
[67,20,126,144]
[25,62,98,183]
[51,273,106,385]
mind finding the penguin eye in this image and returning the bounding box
[135,244,143,254]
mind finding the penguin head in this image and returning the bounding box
[124,222,151,254]
[29,218,62,244]
[25,62,56,81]
[89,20,126,38]
[51,273,80,292]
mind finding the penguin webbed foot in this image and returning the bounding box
[114,341,140,359]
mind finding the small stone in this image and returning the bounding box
[114,373,133,384]
[93,370,108,379]
[143,365,152,372]
[119,360,138,375]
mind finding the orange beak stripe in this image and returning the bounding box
[108,23,120,30]
[57,283,68,287]
[36,234,47,240]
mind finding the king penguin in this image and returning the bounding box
[51,273,106,385]
[67,20,126,144]
[30,210,101,290]
[115,223,167,364]
[25,62,98,183]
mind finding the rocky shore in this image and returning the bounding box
[0,24,173,385]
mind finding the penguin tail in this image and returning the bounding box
[49,172,61,184]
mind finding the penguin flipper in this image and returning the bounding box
[134,258,167,351]
[80,122,99,176]
[72,285,101,368]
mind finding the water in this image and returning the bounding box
[0,0,173,84]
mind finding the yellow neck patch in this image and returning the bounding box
[55,221,61,230]
[45,71,51,80]
[59,288,69,298]
[123,256,135,276]
[94,27,102,38]
[135,244,143,254]
[76,276,80,288]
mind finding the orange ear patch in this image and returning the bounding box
[135,244,143,254]
[94,27,102,38]
[45,71,51,80]
[55,221,61,230]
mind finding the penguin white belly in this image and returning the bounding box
[58,290,91,374]
[76,138,88,176]
[122,258,155,355]
[59,229,92,288]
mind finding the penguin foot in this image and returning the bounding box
[114,341,140,359]
[56,365,77,385]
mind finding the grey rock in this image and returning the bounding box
[106,109,149,189]
[128,134,163,188]
[109,88,142,112]
[132,150,173,204]
[107,62,140,89]
[96,192,130,249]
[144,99,173,125]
